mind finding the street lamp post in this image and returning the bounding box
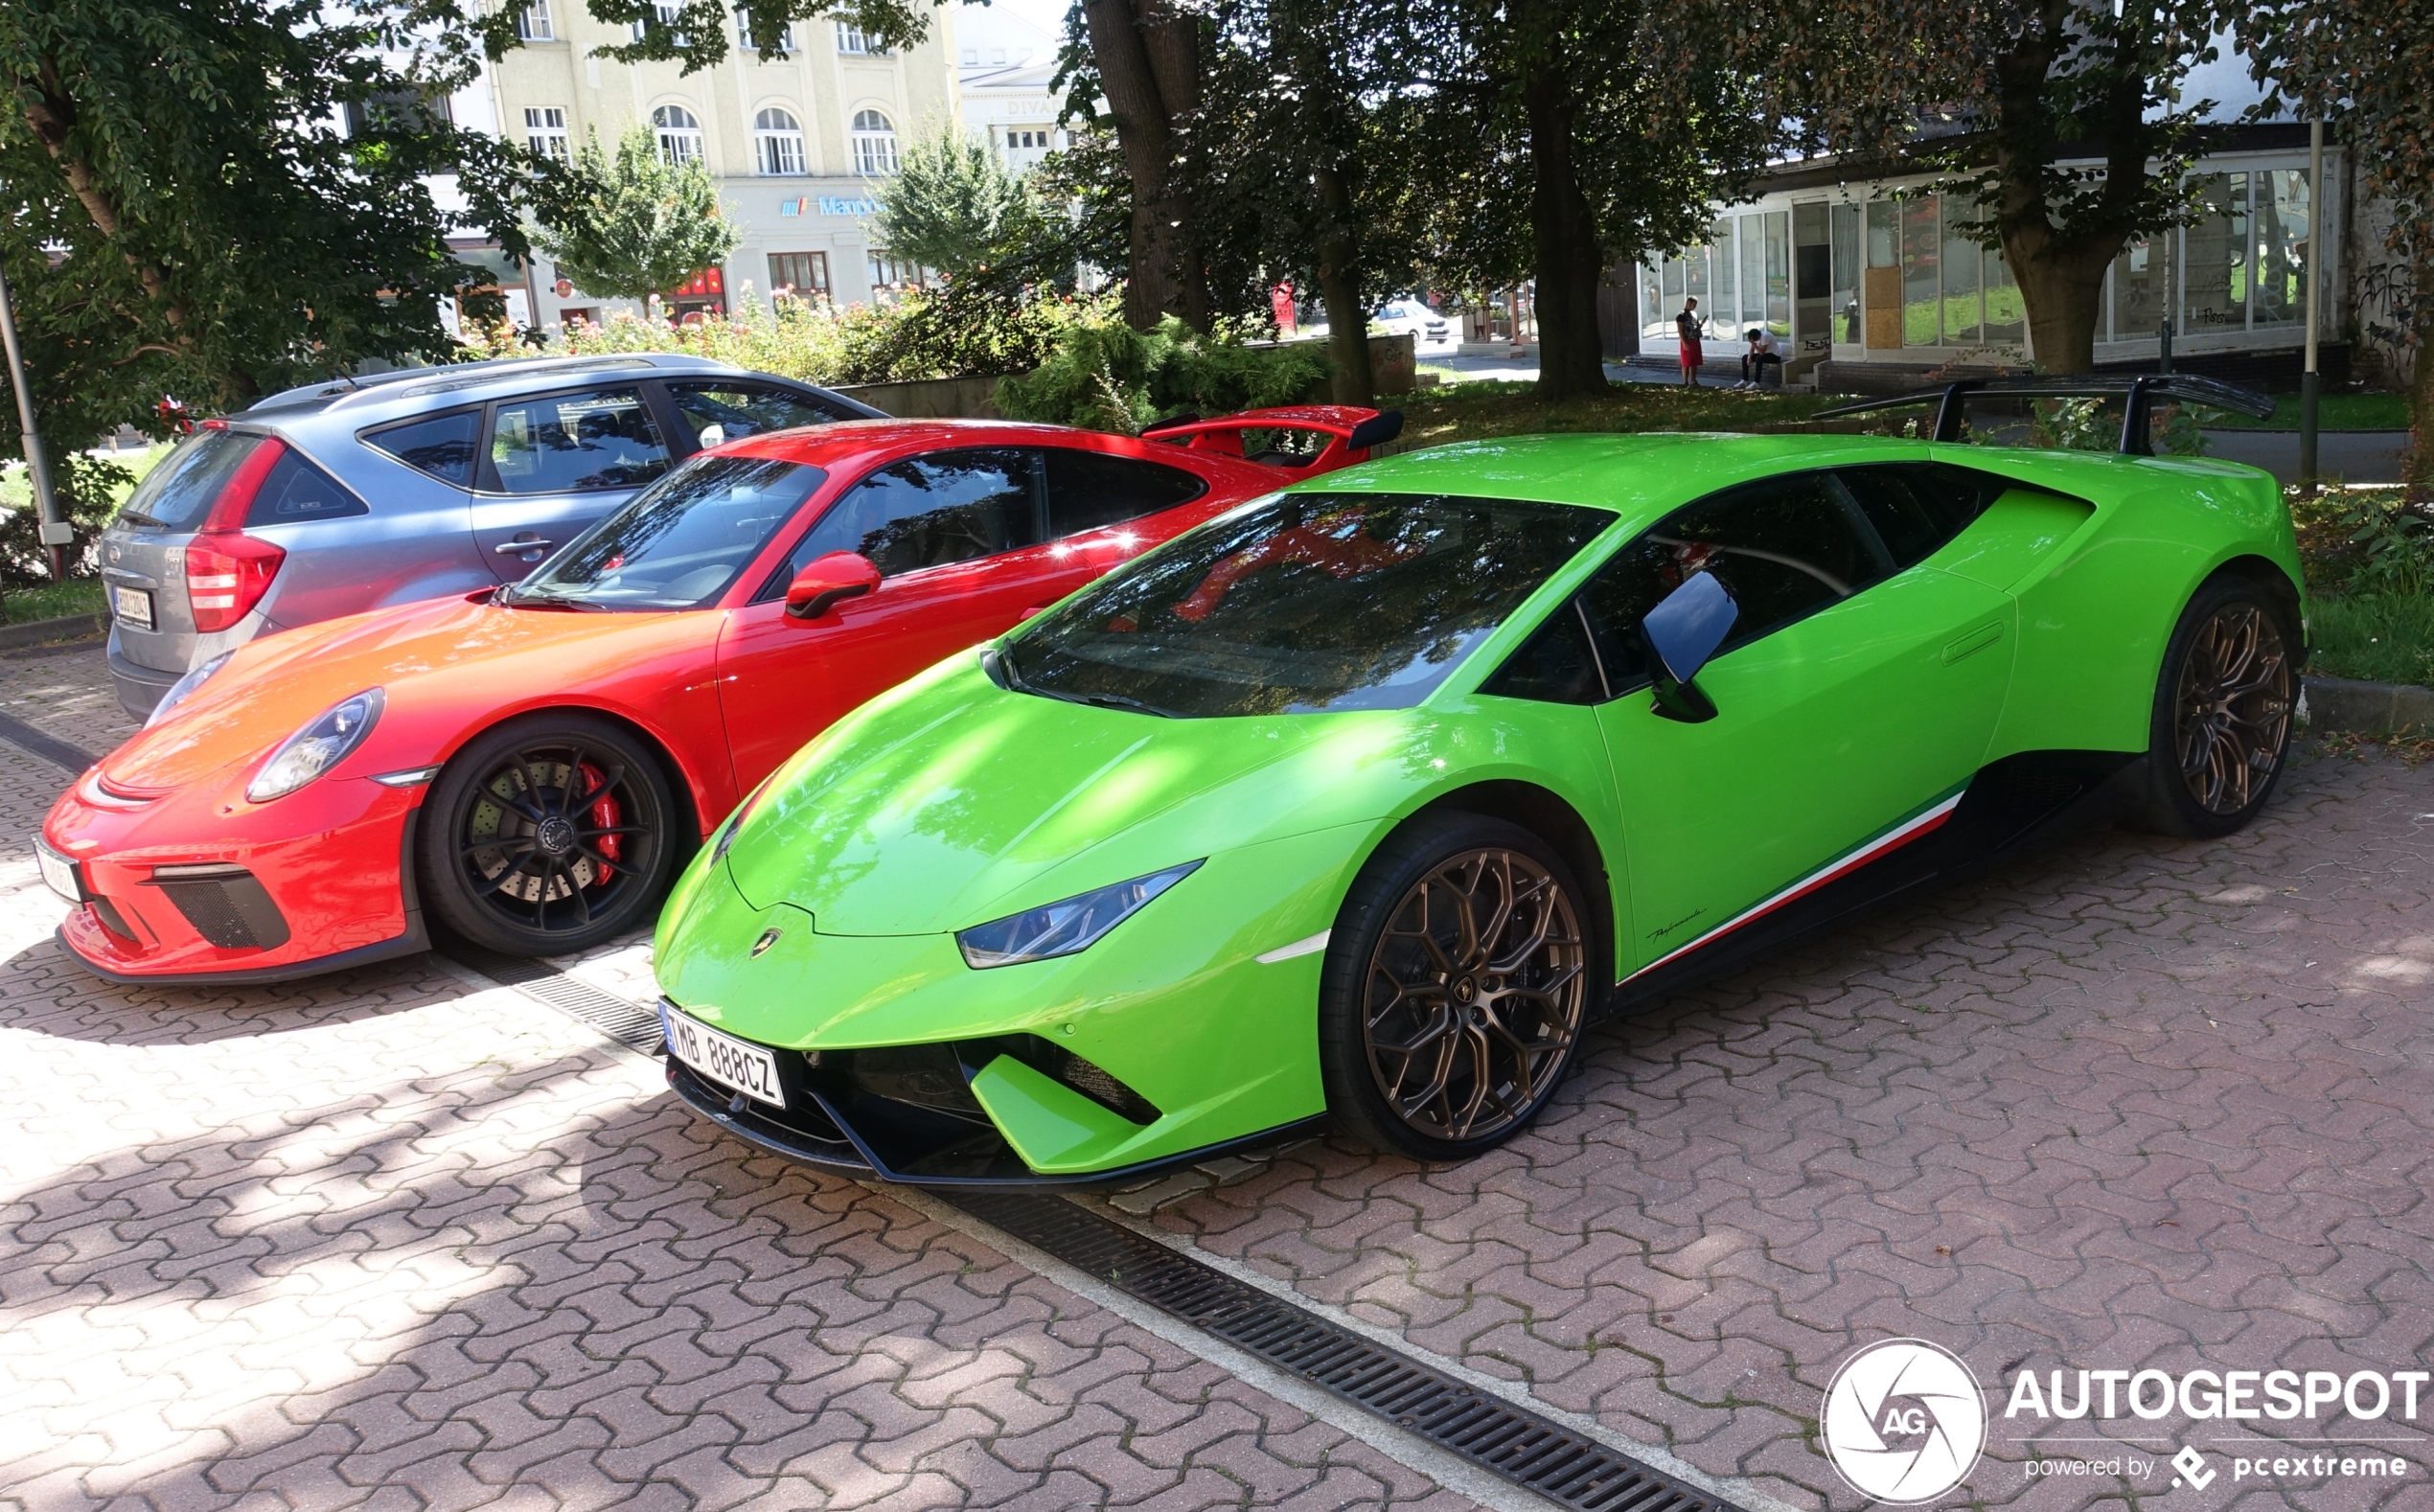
[2298,117,2325,496]
[0,260,70,582]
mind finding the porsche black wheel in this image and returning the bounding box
[419,715,677,957]
[2133,576,2297,839]
[1320,814,1594,1161]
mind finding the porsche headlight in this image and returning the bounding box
[147,652,232,727]
[247,689,384,802]
[956,860,1202,969]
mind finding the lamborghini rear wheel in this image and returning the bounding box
[2134,575,2298,838]
[1320,814,1594,1161]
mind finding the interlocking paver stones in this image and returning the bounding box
[0,647,1477,1512]
[1153,749,2434,1512]
[11,639,2434,1512]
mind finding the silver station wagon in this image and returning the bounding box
[98,354,880,720]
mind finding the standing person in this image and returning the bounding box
[1738,327,1781,389]
[1675,298,1705,386]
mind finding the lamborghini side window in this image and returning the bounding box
[1481,600,1605,704]
[1836,464,1995,569]
[1578,470,1889,690]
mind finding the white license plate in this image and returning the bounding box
[111,584,154,630]
[34,840,80,903]
[660,1003,786,1109]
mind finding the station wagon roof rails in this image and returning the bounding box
[1812,373,2275,455]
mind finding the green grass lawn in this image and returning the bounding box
[2202,393,2411,431]
[3,578,106,625]
[2307,592,2434,688]
[1384,378,1831,449]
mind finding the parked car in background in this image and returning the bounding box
[1373,299,1454,351]
[40,407,1403,986]
[95,354,883,721]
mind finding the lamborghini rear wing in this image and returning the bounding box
[1811,375,2275,456]
[1141,405,1405,473]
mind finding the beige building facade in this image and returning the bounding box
[485,0,962,325]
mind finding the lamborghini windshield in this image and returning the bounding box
[1003,492,1613,717]
[511,455,825,610]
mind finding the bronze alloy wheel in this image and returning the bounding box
[1359,846,1588,1143]
[2171,602,2294,816]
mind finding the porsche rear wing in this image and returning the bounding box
[1141,405,1405,473]
[1811,375,2275,456]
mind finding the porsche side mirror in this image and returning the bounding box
[1641,570,1736,723]
[785,551,882,622]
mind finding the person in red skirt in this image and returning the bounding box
[1675,297,1705,385]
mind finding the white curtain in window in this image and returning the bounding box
[754,106,806,174]
[653,103,704,165]
[849,109,896,175]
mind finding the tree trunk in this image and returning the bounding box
[1083,0,1190,330]
[1522,55,1607,399]
[2409,288,2434,501]
[2006,230,2114,375]
[1312,164,1374,406]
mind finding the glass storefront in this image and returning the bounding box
[1632,159,2322,363]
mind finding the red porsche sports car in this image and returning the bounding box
[38,407,1400,983]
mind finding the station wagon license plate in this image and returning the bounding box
[660,1002,786,1109]
[34,840,81,904]
[111,584,154,630]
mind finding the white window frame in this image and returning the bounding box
[632,0,687,44]
[849,109,897,175]
[834,21,889,55]
[733,6,794,53]
[653,103,705,166]
[753,107,807,175]
[516,0,554,40]
[524,105,569,161]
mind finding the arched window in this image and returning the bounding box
[753,106,805,175]
[652,103,704,166]
[849,109,897,175]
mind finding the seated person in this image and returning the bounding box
[1739,328,1782,388]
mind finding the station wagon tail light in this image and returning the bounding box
[186,437,290,631]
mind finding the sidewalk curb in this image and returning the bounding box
[2302,674,2434,735]
[0,611,103,652]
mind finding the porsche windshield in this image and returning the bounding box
[1003,492,1613,717]
[511,456,824,610]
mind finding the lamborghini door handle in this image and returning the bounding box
[1942,621,2005,665]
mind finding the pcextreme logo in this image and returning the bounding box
[1821,1340,1987,1503]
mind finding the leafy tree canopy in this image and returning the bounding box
[0,0,563,507]
[532,126,741,301]
[869,128,1074,294]
[1759,0,2245,372]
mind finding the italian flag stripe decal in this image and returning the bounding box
[1624,784,1971,983]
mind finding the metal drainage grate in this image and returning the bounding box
[444,943,663,1052]
[949,1192,1740,1512]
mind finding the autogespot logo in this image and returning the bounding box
[1822,1339,1987,1503]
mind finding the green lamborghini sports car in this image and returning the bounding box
[653,378,2304,1184]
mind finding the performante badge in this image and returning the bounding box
[1821,1339,1986,1503]
[748,928,782,958]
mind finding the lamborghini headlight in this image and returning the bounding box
[246,689,384,802]
[955,860,1203,969]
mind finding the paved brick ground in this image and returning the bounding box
[0,643,1475,1512]
[6,636,2432,1512]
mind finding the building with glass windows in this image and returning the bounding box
[1625,126,2350,390]
[481,0,962,329]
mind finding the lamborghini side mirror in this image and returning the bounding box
[785,551,882,621]
[1641,570,1737,722]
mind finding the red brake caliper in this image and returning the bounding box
[580,762,621,880]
